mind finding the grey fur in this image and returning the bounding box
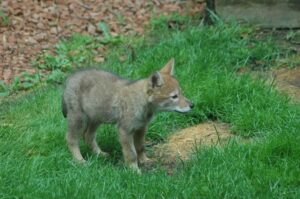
[62,59,193,173]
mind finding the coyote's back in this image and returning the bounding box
[62,69,129,122]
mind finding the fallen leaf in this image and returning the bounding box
[87,23,96,35]
[94,56,105,63]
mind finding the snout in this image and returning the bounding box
[174,99,194,113]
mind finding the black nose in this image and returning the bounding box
[190,102,194,109]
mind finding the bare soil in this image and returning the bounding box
[236,28,300,102]
[152,121,233,172]
[238,64,300,102]
[273,66,300,102]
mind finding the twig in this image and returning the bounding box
[77,1,93,10]
[269,73,277,88]
[213,124,221,145]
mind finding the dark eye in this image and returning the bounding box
[171,94,178,99]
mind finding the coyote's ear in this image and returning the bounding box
[160,58,175,76]
[149,71,164,88]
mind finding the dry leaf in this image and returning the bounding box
[87,23,96,35]
[94,56,105,63]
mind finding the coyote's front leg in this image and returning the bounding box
[118,127,140,173]
[134,127,151,164]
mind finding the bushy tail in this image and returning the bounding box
[62,96,67,118]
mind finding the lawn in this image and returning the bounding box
[1,19,300,198]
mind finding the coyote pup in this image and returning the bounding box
[62,58,193,172]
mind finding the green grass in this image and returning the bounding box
[1,20,300,198]
[0,10,10,27]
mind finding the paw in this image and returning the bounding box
[95,150,110,158]
[98,152,110,159]
[129,163,141,174]
[76,158,87,164]
[139,155,154,165]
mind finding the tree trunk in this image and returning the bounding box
[203,0,217,25]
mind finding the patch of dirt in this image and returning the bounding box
[273,66,300,102]
[236,28,300,102]
[0,0,205,84]
[153,121,233,171]
[237,65,300,102]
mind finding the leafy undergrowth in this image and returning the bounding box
[1,20,300,198]
[0,0,204,83]
[0,14,192,97]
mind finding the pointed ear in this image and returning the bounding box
[148,71,164,88]
[160,58,175,76]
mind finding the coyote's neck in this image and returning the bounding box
[118,79,154,126]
